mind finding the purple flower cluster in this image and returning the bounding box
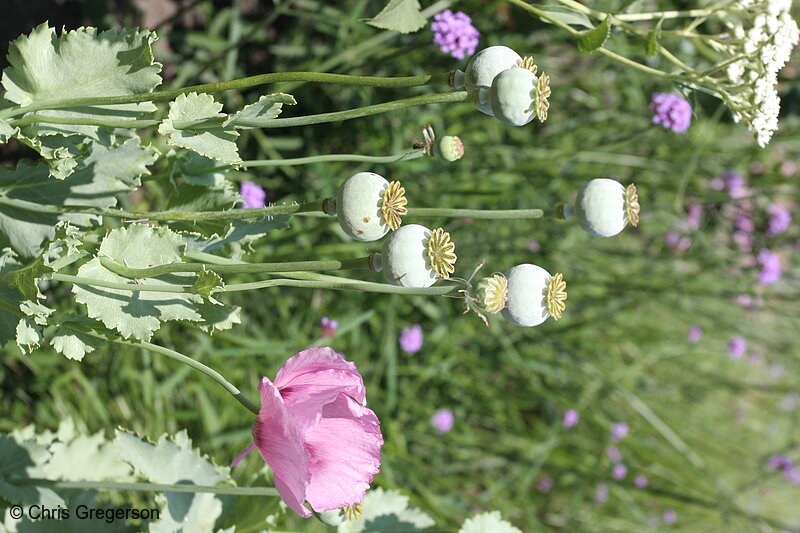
[563,409,580,428]
[650,93,692,133]
[240,181,266,209]
[768,454,800,485]
[431,10,479,60]
[757,249,782,285]
[768,204,792,236]
[431,408,454,434]
[728,336,747,360]
[687,325,702,344]
[320,316,338,338]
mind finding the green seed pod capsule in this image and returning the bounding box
[436,135,464,161]
[381,224,457,288]
[489,67,537,127]
[476,274,508,314]
[318,510,346,527]
[501,264,567,327]
[336,172,408,242]
[575,178,640,237]
[458,46,523,115]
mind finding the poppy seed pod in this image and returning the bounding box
[501,264,567,327]
[575,178,640,237]
[453,46,523,115]
[381,224,456,288]
[437,135,464,161]
[336,172,407,242]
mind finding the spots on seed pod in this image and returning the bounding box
[363,217,370,223]
[357,230,364,235]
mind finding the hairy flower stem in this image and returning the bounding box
[187,149,428,173]
[0,196,326,221]
[406,207,551,219]
[15,479,278,497]
[99,256,374,279]
[0,71,452,120]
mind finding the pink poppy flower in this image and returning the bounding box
[233,348,383,517]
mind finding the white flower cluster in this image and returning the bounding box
[724,1,799,146]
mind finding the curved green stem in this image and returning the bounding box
[221,274,460,296]
[407,207,550,219]
[0,196,326,222]
[51,273,192,293]
[194,149,428,172]
[100,256,374,279]
[253,91,469,128]
[15,479,278,497]
[0,71,452,120]
[69,326,260,415]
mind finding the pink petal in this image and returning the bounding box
[304,394,383,512]
[253,377,311,518]
[275,348,366,431]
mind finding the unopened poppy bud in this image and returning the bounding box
[436,135,464,161]
[336,172,408,241]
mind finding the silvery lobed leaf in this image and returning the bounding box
[459,512,522,533]
[183,215,289,259]
[0,434,64,509]
[49,324,103,361]
[165,179,241,237]
[159,93,241,165]
[71,224,204,341]
[339,488,435,532]
[0,138,157,257]
[44,428,133,482]
[12,491,138,533]
[365,0,427,34]
[223,93,296,129]
[115,430,232,533]
[14,299,53,354]
[2,23,162,141]
[195,301,242,333]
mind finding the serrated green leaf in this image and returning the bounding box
[43,222,85,270]
[538,5,594,29]
[459,512,522,533]
[192,268,224,299]
[646,16,665,57]
[183,216,290,258]
[159,93,241,165]
[365,0,427,34]
[12,133,85,180]
[0,255,51,300]
[0,435,64,509]
[224,93,296,129]
[50,327,102,361]
[165,181,241,237]
[0,250,25,348]
[577,16,611,52]
[172,152,229,188]
[72,224,203,341]
[0,139,154,257]
[44,430,132,481]
[116,430,231,533]
[339,488,435,532]
[2,23,162,140]
[196,301,242,333]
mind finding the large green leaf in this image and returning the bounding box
[159,93,241,165]
[577,16,612,52]
[0,435,64,510]
[0,139,156,257]
[459,512,522,533]
[183,215,290,258]
[365,0,427,34]
[2,23,162,141]
[71,224,204,341]
[116,430,232,533]
[339,488,435,532]
[538,5,594,29]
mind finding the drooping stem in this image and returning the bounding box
[71,326,260,415]
[406,207,551,220]
[99,255,374,279]
[0,196,326,222]
[15,479,278,497]
[189,149,428,173]
[0,71,452,120]
[251,91,470,128]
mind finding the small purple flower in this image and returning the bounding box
[240,181,266,209]
[724,170,748,199]
[320,316,339,338]
[734,213,755,233]
[606,445,622,463]
[785,467,800,485]
[665,230,680,248]
[768,454,793,472]
[431,10,480,60]
[686,203,703,229]
[728,336,747,360]
[563,409,580,429]
[595,483,609,505]
[537,476,554,493]
[649,93,692,133]
[527,240,541,253]
[768,204,792,236]
[663,509,677,525]
[757,249,781,286]
[610,423,629,442]
[634,474,648,488]
[733,231,753,252]
[431,408,454,434]
[399,324,423,354]
[612,463,628,480]
[687,325,702,344]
